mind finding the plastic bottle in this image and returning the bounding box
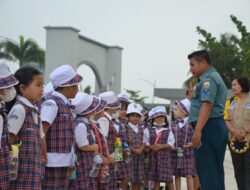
[89,155,103,178]
[122,143,131,163]
[98,165,110,183]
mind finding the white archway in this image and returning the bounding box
[44,26,123,93]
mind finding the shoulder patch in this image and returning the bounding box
[203,81,210,89]
[43,102,56,107]
[8,113,18,120]
[245,103,250,109]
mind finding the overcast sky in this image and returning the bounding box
[1,0,249,103]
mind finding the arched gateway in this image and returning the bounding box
[44,26,122,93]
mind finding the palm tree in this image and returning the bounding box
[0,35,45,68]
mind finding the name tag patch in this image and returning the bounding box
[245,103,250,109]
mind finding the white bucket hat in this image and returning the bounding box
[72,92,100,115]
[117,92,130,103]
[49,65,83,88]
[99,91,121,109]
[126,103,143,116]
[175,98,191,115]
[150,106,167,119]
[0,60,18,89]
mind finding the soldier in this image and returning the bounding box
[188,50,228,190]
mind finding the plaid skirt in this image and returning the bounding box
[171,149,197,177]
[0,139,10,190]
[42,167,72,190]
[116,161,131,180]
[10,177,42,190]
[108,164,117,190]
[130,153,146,183]
[148,151,173,183]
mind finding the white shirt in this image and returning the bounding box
[41,91,75,167]
[75,117,91,148]
[8,96,45,138]
[97,112,112,138]
[143,127,150,146]
[148,126,175,147]
[177,117,189,129]
[0,114,3,148]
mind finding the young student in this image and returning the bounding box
[148,106,175,190]
[41,65,82,189]
[138,106,150,190]
[115,92,131,190]
[72,92,103,189]
[7,66,46,189]
[93,97,110,190]
[98,91,121,190]
[125,103,146,190]
[0,60,18,190]
[117,92,129,124]
[171,99,196,190]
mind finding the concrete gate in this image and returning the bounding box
[44,26,122,93]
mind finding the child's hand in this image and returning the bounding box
[102,156,109,165]
[137,147,144,155]
[151,144,162,152]
[184,142,193,148]
[108,156,116,165]
[92,144,99,152]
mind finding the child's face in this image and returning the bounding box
[154,115,165,126]
[172,105,186,120]
[21,74,44,102]
[119,105,127,119]
[95,110,104,120]
[68,85,78,99]
[128,113,141,125]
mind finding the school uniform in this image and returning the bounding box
[94,122,109,190]
[0,60,19,190]
[75,116,97,190]
[113,119,132,180]
[0,102,10,190]
[148,125,174,182]
[41,65,82,189]
[41,91,75,189]
[99,91,121,190]
[8,96,44,190]
[104,113,118,190]
[126,122,146,183]
[171,118,196,177]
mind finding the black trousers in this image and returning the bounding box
[229,143,250,190]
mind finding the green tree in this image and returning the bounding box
[185,15,250,88]
[0,35,45,68]
[125,89,147,104]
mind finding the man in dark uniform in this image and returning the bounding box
[188,50,228,190]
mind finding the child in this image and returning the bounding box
[125,103,146,190]
[148,106,175,190]
[115,92,131,190]
[98,91,121,190]
[41,65,82,189]
[117,92,129,124]
[72,92,103,189]
[171,99,196,190]
[0,60,18,190]
[7,66,46,189]
[94,97,110,190]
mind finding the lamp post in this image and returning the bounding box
[139,78,156,104]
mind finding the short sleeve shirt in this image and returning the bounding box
[189,67,227,123]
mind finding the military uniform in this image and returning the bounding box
[189,67,228,190]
